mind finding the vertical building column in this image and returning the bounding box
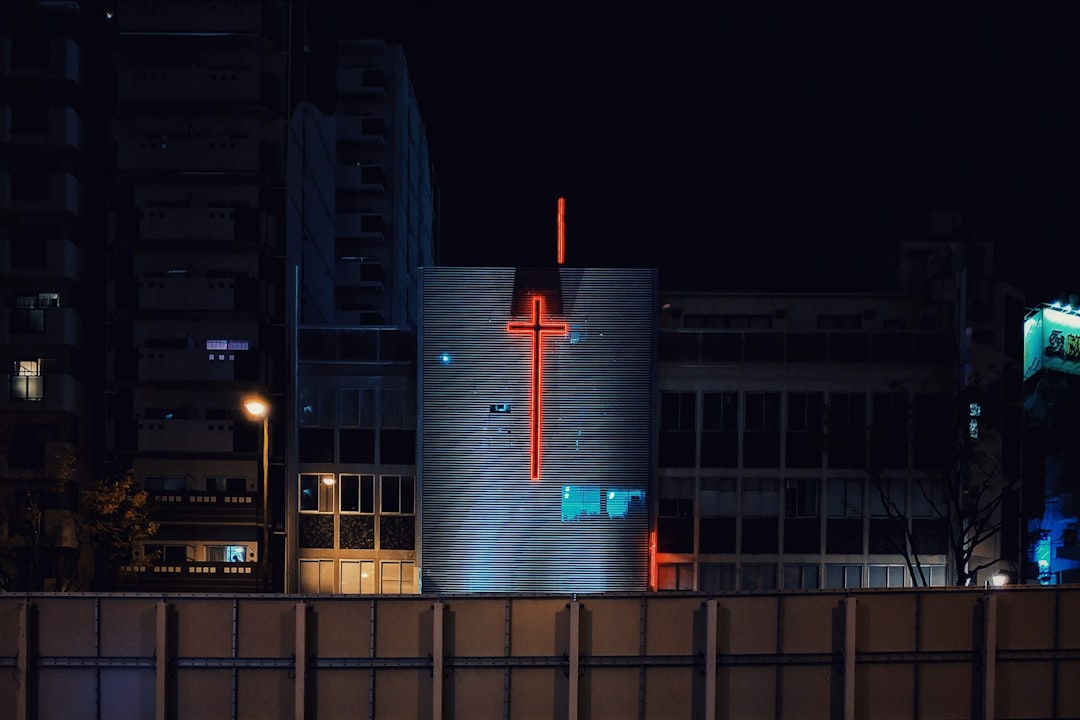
[295,602,308,720]
[704,599,718,720]
[432,600,445,720]
[16,601,31,720]
[568,598,581,720]
[982,594,997,720]
[155,600,170,720]
[843,595,857,720]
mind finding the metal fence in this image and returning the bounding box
[1,585,1078,719]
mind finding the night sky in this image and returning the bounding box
[330,3,1080,301]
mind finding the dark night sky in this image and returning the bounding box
[329,2,1080,300]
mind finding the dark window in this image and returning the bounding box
[913,393,953,469]
[783,564,820,590]
[10,37,51,68]
[380,475,414,514]
[825,564,862,589]
[657,563,694,591]
[380,428,415,464]
[743,392,780,467]
[701,392,738,467]
[339,428,375,463]
[699,564,736,591]
[298,428,334,463]
[10,171,50,202]
[10,423,46,468]
[340,474,374,514]
[741,563,777,590]
[659,392,695,467]
[784,478,819,517]
[871,392,909,468]
[826,393,865,468]
[11,101,50,134]
[657,477,693,553]
[785,392,824,467]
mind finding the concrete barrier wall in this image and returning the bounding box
[1,586,1078,720]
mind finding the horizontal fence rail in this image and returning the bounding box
[1,586,1078,720]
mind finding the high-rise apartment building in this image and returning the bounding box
[287,41,436,594]
[106,0,294,591]
[0,0,103,591]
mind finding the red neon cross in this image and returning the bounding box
[507,296,567,479]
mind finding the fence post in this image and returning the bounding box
[982,594,997,720]
[433,600,444,720]
[16,601,31,720]
[844,595,856,720]
[295,602,308,720]
[705,599,718,720]
[568,597,581,720]
[155,600,169,720]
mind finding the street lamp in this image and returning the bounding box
[242,394,270,592]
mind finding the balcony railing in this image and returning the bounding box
[137,419,235,453]
[148,490,258,522]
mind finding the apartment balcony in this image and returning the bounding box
[337,116,387,145]
[2,373,80,414]
[4,305,80,346]
[336,260,385,292]
[337,67,387,98]
[138,207,236,241]
[0,106,80,150]
[0,37,79,85]
[0,237,82,281]
[137,418,235,453]
[148,490,258,523]
[0,172,79,215]
[117,68,277,106]
[116,137,267,174]
[117,0,266,36]
[137,275,240,311]
[137,347,256,383]
[336,164,387,193]
[335,212,386,244]
[114,562,261,593]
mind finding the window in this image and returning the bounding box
[741,563,777,591]
[207,545,249,563]
[10,170,50,202]
[783,564,820,590]
[299,558,334,594]
[658,563,694,591]
[699,564,736,592]
[298,387,334,427]
[869,478,906,516]
[785,392,824,467]
[827,478,864,518]
[10,360,44,401]
[658,477,693,553]
[206,339,249,350]
[743,392,781,467]
[701,392,738,467]
[700,478,736,517]
[784,478,819,518]
[380,475,414,514]
[299,474,335,513]
[868,565,906,588]
[561,485,602,521]
[818,315,862,330]
[340,388,375,427]
[380,560,416,594]
[871,392,909,468]
[826,393,866,468]
[340,474,374,513]
[144,476,187,491]
[825,564,862,589]
[659,392,696,467]
[10,37,51,68]
[604,488,646,519]
[340,559,376,594]
[741,478,779,517]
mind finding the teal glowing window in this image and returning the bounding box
[561,486,645,521]
[561,485,601,521]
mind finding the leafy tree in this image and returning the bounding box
[1,460,158,591]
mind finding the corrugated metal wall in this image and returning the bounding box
[420,268,656,593]
[2,587,1078,720]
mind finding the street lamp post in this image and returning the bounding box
[243,394,270,592]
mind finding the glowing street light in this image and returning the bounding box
[242,394,271,592]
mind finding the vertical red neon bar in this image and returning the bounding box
[557,197,566,265]
[507,296,567,479]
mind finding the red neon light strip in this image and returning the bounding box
[557,197,566,265]
[507,296,567,479]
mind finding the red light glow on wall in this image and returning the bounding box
[507,295,567,479]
